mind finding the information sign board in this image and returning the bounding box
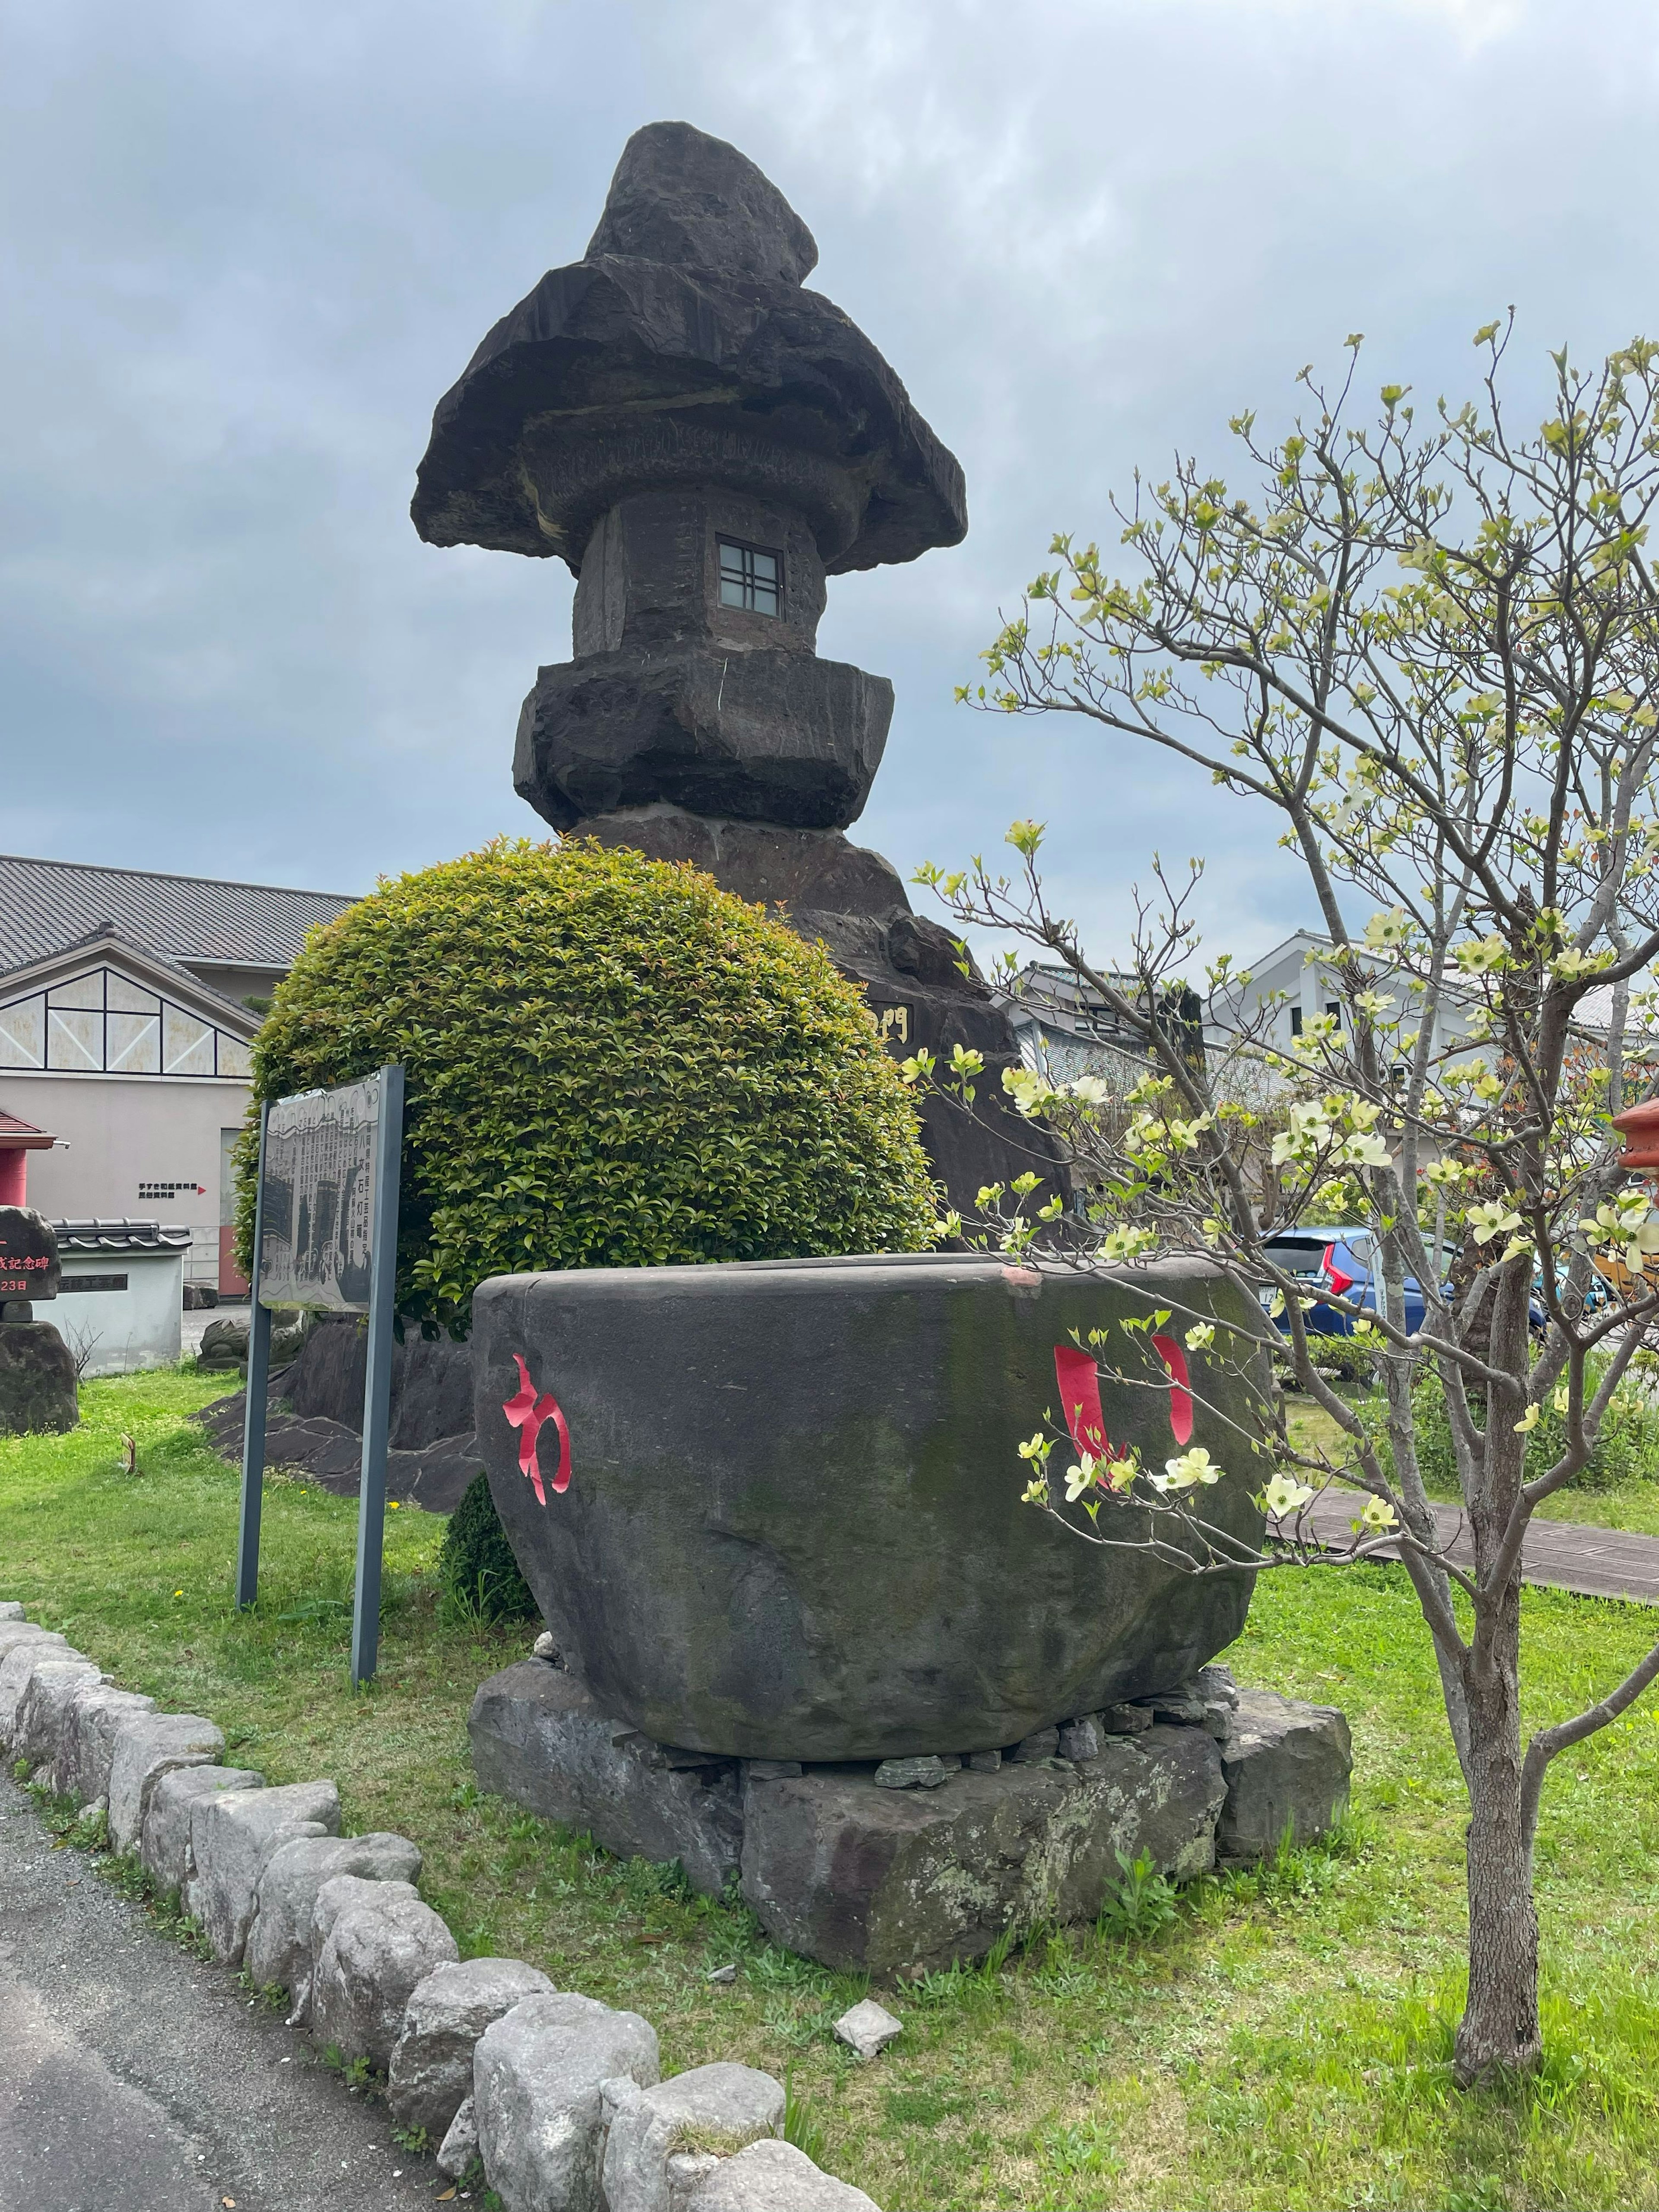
[257,1076,381,1312]
[235,1066,405,1686]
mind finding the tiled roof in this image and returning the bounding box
[0,1110,53,1147]
[51,1219,192,1251]
[0,855,355,976]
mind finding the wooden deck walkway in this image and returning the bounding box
[1280,1490,1659,1606]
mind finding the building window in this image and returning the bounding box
[1290,1006,1303,1036]
[718,538,781,616]
[0,965,252,1078]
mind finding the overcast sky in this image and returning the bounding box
[4,0,1654,970]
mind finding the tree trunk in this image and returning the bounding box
[1454,1608,1541,2083]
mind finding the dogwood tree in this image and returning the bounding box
[913,325,1659,2084]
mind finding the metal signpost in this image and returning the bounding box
[235,1065,406,1687]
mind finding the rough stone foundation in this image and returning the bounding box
[468,1657,1352,1974]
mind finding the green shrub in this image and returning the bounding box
[438,1472,539,1622]
[235,839,937,1329]
[1369,1362,1659,1497]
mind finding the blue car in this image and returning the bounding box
[1260,1228,1430,1336]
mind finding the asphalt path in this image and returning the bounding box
[0,1774,443,2212]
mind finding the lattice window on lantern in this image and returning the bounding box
[717,538,781,616]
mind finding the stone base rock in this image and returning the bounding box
[470,1663,1354,1975]
[193,1398,479,1513]
[0,1321,78,1437]
[469,1662,743,1897]
[742,1728,1224,1974]
[1216,1689,1353,1867]
[388,1955,555,2144]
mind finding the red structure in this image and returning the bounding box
[0,1109,56,1208]
[1612,1098,1659,1173]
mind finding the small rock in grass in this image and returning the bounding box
[1057,1715,1102,1762]
[0,1602,24,1622]
[601,2062,785,2212]
[532,1631,560,1663]
[1006,1728,1059,1764]
[685,2138,881,2209]
[474,1991,659,2212]
[311,1886,458,2071]
[187,1781,340,1966]
[387,1954,553,2143]
[706,1964,737,1985]
[141,1765,265,1895]
[437,2093,479,2182]
[966,1748,1001,1773]
[247,1831,424,2022]
[872,1757,949,1790]
[106,1711,225,1854]
[833,1999,903,2062]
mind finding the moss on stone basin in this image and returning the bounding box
[471,1254,1268,1761]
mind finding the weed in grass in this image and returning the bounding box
[390,2122,432,2156]
[319,2043,382,2097]
[1095,1849,1181,1943]
[782,2069,828,2166]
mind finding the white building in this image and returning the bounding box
[1208,927,1482,1073]
[0,857,353,1294]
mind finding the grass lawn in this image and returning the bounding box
[7,1373,1659,2209]
[1285,1390,1659,1535]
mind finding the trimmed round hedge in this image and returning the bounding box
[236,838,936,1328]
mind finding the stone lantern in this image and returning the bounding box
[412,120,1063,1210]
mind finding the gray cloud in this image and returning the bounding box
[3,0,1654,973]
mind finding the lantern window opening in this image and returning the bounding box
[718,538,782,616]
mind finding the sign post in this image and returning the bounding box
[235,1101,272,1611]
[235,1066,405,1686]
[350,1065,405,1687]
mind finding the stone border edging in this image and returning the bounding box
[0,1602,881,2212]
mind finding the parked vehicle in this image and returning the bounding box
[1260,1227,1430,1336]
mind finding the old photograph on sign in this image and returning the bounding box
[257,1075,380,1311]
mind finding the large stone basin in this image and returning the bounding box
[471,1253,1268,1761]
